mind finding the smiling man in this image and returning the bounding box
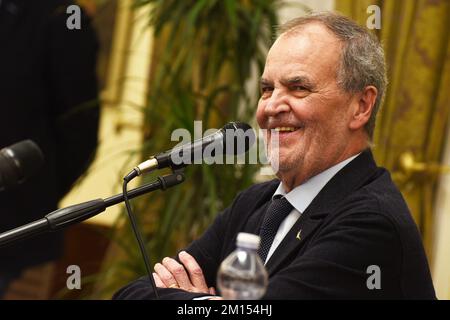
[114,12,436,300]
[257,20,373,192]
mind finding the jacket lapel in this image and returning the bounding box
[220,180,279,259]
[265,149,379,276]
[265,210,324,275]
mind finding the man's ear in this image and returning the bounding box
[349,86,378,131]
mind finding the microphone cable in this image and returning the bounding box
[123,176,160,300]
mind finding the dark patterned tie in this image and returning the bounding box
[258,196,294,263]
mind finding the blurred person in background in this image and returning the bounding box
[0,0,99,297]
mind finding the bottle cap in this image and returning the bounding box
[236,232,260,249]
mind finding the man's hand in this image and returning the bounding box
[153,251,216,295]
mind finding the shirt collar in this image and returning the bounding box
[273,153,360,213]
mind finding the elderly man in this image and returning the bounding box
[114,12,436,299]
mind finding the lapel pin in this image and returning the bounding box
[296,229,302,240]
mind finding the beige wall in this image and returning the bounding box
[278,0,334,22]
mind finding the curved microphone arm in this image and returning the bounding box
[0,171,185,247]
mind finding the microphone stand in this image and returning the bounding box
[0,170,185,247]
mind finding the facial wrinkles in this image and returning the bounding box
[257,25,352,189]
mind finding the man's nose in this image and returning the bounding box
[264,90,290,116]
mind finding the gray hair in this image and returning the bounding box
[278,12,387,140]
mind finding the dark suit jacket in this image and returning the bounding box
[113,150,436,299]
[0,0,99,271]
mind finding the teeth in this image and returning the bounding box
[274,127,297,132]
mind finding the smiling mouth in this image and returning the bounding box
[273,127,301,132]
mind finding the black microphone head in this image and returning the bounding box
[0,140,44,190]
[222,122,256,155]
[160,122,256,170]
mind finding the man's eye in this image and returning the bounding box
[261,87,273,93]
[291,85,308,91]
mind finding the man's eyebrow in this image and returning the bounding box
[260,78,272,86]
[260,76,316,90]
[281,76,315,88]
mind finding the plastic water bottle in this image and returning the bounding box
[217,232,268,300]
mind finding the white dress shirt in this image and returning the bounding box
[264,153,360,264]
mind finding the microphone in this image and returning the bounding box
[0,140,44,191]
[125,122,255,181]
